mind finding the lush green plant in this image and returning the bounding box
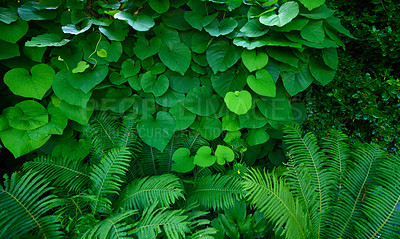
[0,0,348,164]
[243,124,400,239]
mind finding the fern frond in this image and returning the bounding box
[90,147,132,214]
[187,174,244,210]
[330,144,383,238]
[116,114,142,152]
[356,152,400,239]
[81,210,137,239]
[116,174,185,211]
[132,204,190,239]
[0,172,63,239]
[283,124,331,237]
[242,168,310,239]
[22,155,90,192]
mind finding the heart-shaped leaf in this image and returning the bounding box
[4,64,55,100]
[0,40,20,60]
[222,113,241,131]
[137,111,175,152]
[204,17,238,37]
[300,20,325,43]
[3,100,48,131]
[156,89,185,107]
[66,65,108,93]
[62,19,92,35]
[298,0,325,11]
[72,61,90,74]
[169,102,196,131]
[206,39,242,74]
[191,116,222,140]
[140,72,169,97]
[246,128,270,146]
[242,49,269,72]
[215,145,235,165]
[240,19,269,38]
[211,68,247,98]
[171,148,195,173]
[0,18,28,43]
[281,67,314,96]
[322,48,338,69]
[133,35,162,60]
[96,48,108,58]
[183,86,220,116]
[52,71,92,107]
[121,59,140,77]
[158,42,191,75]
[256,83,292,121]
[224,91,252,115]
[193,146,216,167]
[259,1,299,27]
[149,0,170,13]
[309,57,336,86]
[184,11,217,31]
[59,100,94,125]
[247,69,276,97]
[114,11,155,31]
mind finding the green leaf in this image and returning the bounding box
[99,21,129,41]
[96,48,108,58]
[239,110,268,129]
[0,7,18,24]
[309,57,336,86]
[25,33,70,47]
[204,18,238,37]
[62,19,92,35]
[222,113,241,131]
[299,4,335,19]
[23,46,46,62]
[324,16,354,39]
[140,72,169,97]
[114,11,155,31]
[322,48,338,69]
[240,19,268,38]
[266,47,299,67]
[72,61,90,73]
[298,0,325,11]
[207,39,242,74]
[211,68,247,98]
[184,11,217,31]
[194,146,216,167]
[233,35,303,50]
[242,49,269,72]
[191,116,222,140]
[224,91,252,115]
[92,87,134,113]
[274,18,309,32]
[158,42,191,75]
[18,2,57,21]
[169,102,196,130]
[52,71,92,107]
[3,100,48,131]
[149,0,170,13]
[0,18,28,43]
[300,20,325,43]
[256,83,292,121]
[66,65,109,93]
[281,67,314,96]
[215,145,235,165]
[155,89,185,107]
[246,128,270,146]
[121,59,140,78]
[59,99,94,125]
[171,148,195,173]
[183,86,220,116]
[247,69,276,97]
[0,40,19,60]
[0,128,50,158]
[133,35,162,60]
[259,1,299,27]
[168,72,200,93]
[4,64,55,100]
[137,111,175,152]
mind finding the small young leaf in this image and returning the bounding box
[224,91,252,115]
[72,61,90,73]
[194,146,216,167]
[215,145,235,165]
[171,148,195,173]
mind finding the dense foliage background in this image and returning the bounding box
[0,0,399,238]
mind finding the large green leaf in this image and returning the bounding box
[183,86,220,116]
[66,65,108,93]
[204,18,238,37]
[256,83,292,121]
[215,145,235,165]
[3,100,48,131]
[25,33,70,47]
[140,72,169,97]
[224,91,252,115]
[211,68,247,97]
[266,47,299,67]
[191,116,222,140]
[281,67,314,96]
[168,71,200,93]
[52,71,92,107]
[155,89,185,107]
[62,19,92,35]
[171,148,195,173]
[309,57,335,86]
[133,35,162,60]
[300,4,335,19]
[137,111,175,152]
[193,146,216,167]
[59,100,94,125]
[4,64,55,100]
[169,102,196,130]
[300,20,325,43]
[0,7,18,24]
[99,21,129,42]
[259,1,299,27]
[158,42,191,75]
[149,0,170,13]
[114,11,155,31]
[242,49,269,72]
[206,39,242,74]
[246,128,270,146]
[184,11,217,31]
[247,69,276,97]
[298,0,325,11]
[233,35,303,50]
[240,19,269,38]
[0,18,28,43]
[0,40,20,60]
[322,48,338,69]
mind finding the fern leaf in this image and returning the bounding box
[132,204,190,239]
[187,174,244,210]
[116,174,185,211]
[242,168,310,239]
[81,210,137,239]
[90,147,132,214]
[0,172,63,239]
[283,124,331,237]
[22,155,90,192]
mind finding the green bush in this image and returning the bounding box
[0,0,347,164]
